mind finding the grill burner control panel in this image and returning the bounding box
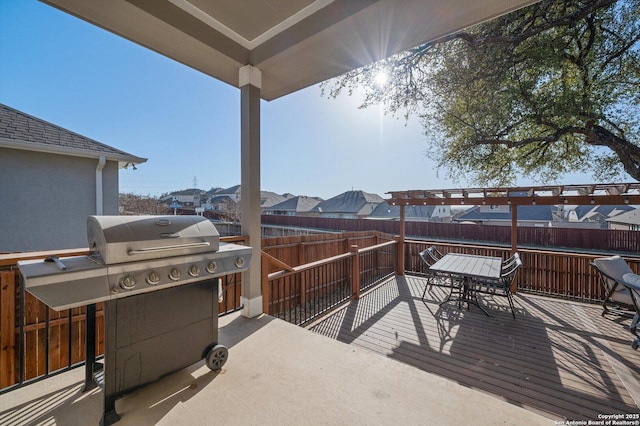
[108,247,249,296]
[18,242,252,311]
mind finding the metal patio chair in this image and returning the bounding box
[591,255,636,317]
[468,253,523,318]
[418,246,461,303]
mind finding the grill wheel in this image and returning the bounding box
[205,344,229,371]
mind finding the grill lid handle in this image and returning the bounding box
[128,241,210,255]
[45,256,67,270]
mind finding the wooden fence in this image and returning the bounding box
[261,215,640,253]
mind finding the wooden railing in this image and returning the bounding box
[3,229,640,392]
[403,240,640,302]
[261,231,393,272]
[261,215,640,253]
[0,236,246,392]
[263,240,398,325]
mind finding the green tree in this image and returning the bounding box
[323,0,640,185]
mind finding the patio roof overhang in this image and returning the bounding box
[387,183,640,207]
[41,0,540,101]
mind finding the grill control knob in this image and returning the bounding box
[169,268,181,281]
[188,264,200,277]
[206,261,217,274]
[120,275,136,290]
[235,257,245,268]
[146,271,160,285]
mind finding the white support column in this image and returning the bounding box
[239,65,263,318]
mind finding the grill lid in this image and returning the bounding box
[19,216,251,310]
[88,215,220,264]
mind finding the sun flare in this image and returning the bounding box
[373,69,389,88]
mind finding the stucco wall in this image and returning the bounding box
[0,148,119,251]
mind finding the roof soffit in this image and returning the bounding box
[41,0,541,100]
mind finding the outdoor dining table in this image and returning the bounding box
[429,252,503,315]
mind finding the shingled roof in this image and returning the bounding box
[369,203,437,220]
[606,208,640,226]
[311,190,384,216]
[0,103,146,167]
[457,205,554,222]
[265,195,321,213]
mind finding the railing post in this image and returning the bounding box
[261,253,270,315]
[0,271,16,388]
[397,204,406,275]
[351,245,360,299]
[511,204,518,254]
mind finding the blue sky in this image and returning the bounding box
[0,1,593,200]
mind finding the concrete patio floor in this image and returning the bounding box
[0,311,552,425]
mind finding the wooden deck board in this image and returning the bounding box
[310,275,640,421]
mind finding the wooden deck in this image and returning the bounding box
[309,275,640,421]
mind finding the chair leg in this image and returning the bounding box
[422,279,430,300]
[507,292,516,319]
[428,275,435,291]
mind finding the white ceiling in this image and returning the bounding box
[42,0,541,100]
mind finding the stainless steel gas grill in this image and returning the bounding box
[18,215,252,425]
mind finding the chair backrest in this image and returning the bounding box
[501,255,522,290]
[418,249,433,267]
[502,252,520,270]
[592,256,634,292]
[432,246,445,260]
[419,246,442,264]
[427,246,443,262]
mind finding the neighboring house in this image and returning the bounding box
[208,195,237,212]
[368,203,453,222]
[207,185,289,207]
[566,205,635,228]
[208,187,292,208]
[161,188,206,208]
[455,204,554,227]
[0,103,146,252]
[215,185,242,202]
[310,190,384,219]
[606,208,640,231]
[260,191,292,208]
[264,195,321,216]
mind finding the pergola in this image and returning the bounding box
[42,0,542,317]
[388,183,640,269]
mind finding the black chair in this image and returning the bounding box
[418,246,461,303]
[468,253,522,318]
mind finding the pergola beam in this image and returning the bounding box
[387,183,640,207]
[391,182,639,268]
